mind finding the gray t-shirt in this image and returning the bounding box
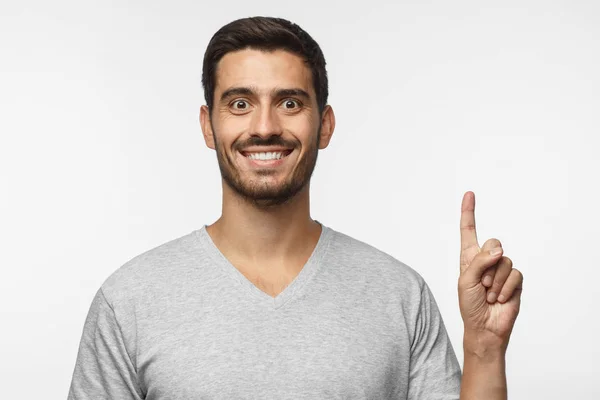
[68,223,461,399]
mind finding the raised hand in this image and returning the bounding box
[458,191,523,349]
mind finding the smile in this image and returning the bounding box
[242,150,292,160]
[239,149,294,167]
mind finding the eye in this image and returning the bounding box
[281,99,301,110]
[231,100,250,111]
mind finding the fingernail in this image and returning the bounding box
[498,294,506,302]
[487,292,497,303]
[483,275,492,286]
[490,248,502,256]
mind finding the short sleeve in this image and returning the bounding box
[67,288,144,400]
[408,282,462,399]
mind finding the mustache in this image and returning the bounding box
[236,136,297,150]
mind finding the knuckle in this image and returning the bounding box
[484,265,497,276]
[461,224,476,231]
[502,256,513,268]
[513,268,523,280]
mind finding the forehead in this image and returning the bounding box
[214,49,314,96]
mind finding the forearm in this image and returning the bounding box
[459,335,507,400]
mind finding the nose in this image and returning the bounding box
[250,104,283,138]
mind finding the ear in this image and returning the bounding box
[317,105,336,150]
[200,105,216,150]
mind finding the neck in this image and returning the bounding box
[206,182,322,270]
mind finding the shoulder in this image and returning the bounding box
[326,227,427,295]
[325,227,435,337]
[99,229,204,305]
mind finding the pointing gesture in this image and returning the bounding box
[458,191,523,347]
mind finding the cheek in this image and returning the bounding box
[220,115,248,132]
[214,118,250,147]
[284,115,316,141]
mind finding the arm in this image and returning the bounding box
[457,191,524,400]
[460,335,507,400]
[68,288,144,400]
[406,281,462,400]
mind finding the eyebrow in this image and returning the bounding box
[219,86,311,102]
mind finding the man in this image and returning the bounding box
[68,16,523,399]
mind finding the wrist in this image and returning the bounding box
[463,330,507,362]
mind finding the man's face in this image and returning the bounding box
[201,49,332,208]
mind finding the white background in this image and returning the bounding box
[1,0,599,398]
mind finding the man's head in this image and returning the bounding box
[199,17,335,209]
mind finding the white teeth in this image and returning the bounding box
[246,151,286,160]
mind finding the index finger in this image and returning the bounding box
[460,191,479,251]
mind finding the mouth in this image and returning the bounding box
[238,148,295,168]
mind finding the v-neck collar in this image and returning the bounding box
[196,221,333,309]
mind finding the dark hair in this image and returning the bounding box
[201,16,329,114]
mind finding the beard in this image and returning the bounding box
[212,123,321,209]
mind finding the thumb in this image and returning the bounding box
[476,239,503,286]
[462,246,504,287]
[480,238,502,253]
